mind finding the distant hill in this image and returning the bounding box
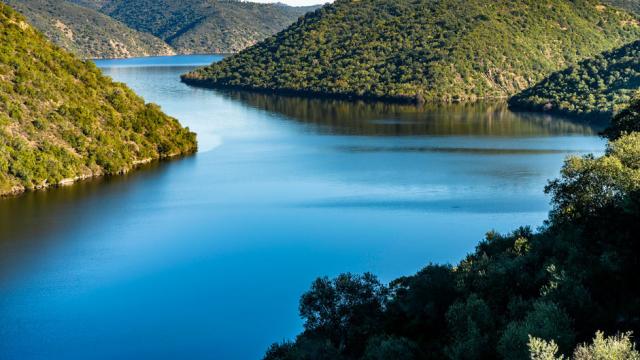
[604,0,640,14]
[100,0,318,54]
[509,40,640,118]
[182,0,640,103]
[0,3,196,196]
[3,0,175,59]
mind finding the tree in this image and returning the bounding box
[445,294,494,360]
[573,332,640,360]
[299,273,388,356]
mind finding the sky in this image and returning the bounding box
[249,0,333,6]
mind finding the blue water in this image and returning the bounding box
[94,54,223,67]
[0,56,605,359]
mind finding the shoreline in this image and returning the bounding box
[180,77,425,105]
[178,77,555,106]
[181,76,613,126]
[0,152,195,199]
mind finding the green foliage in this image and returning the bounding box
[0,3,196,196]
[573,332,640,360]
[530,332,640,360]
[529,336,564,360]
[299,273,388,357]
[446,294,494,359]
[264,342,299,360]
[362,335,418,360]
[183,0,640,103]
[100,0,316,54]
[498,301,575,360]
[3,0,174,59]
[545,132,640,224]
[604,95,640,139]
[265,103,640,359]
[509,41,640,118]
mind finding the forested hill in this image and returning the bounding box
[3,0,174,59]
[99,0,318,54]
[0,3,196,196]
[182,0,640,104]
[509,40,640,118]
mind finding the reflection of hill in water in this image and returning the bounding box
[221,91,602,136]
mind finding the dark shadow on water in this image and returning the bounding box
[213,90,605,137]
[0,157,193,284]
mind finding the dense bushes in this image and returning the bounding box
[0,3,196,196]
[604,95,640,139]
[264,100,640,359]
[509,41,640,118]
[529,332,640,359]
[183,0,640,103]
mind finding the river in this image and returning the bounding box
[0,55,606,359]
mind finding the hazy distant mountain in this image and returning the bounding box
[4,0,174,59]
[100,0,319,54]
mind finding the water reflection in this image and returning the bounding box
[218,91,601,136]
[335,145,591,155]
[0,161,171,284]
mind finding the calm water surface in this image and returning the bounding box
[0,55,606,359]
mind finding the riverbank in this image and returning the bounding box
[0,152,195,198]
[180,75,423,105]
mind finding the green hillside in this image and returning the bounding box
[182,0,640,103]
[509,40,640,118]
[3,0,175,59]
[101,0,316,54]
[0,3,196,196]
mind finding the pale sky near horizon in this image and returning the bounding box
[250,0,333,6]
